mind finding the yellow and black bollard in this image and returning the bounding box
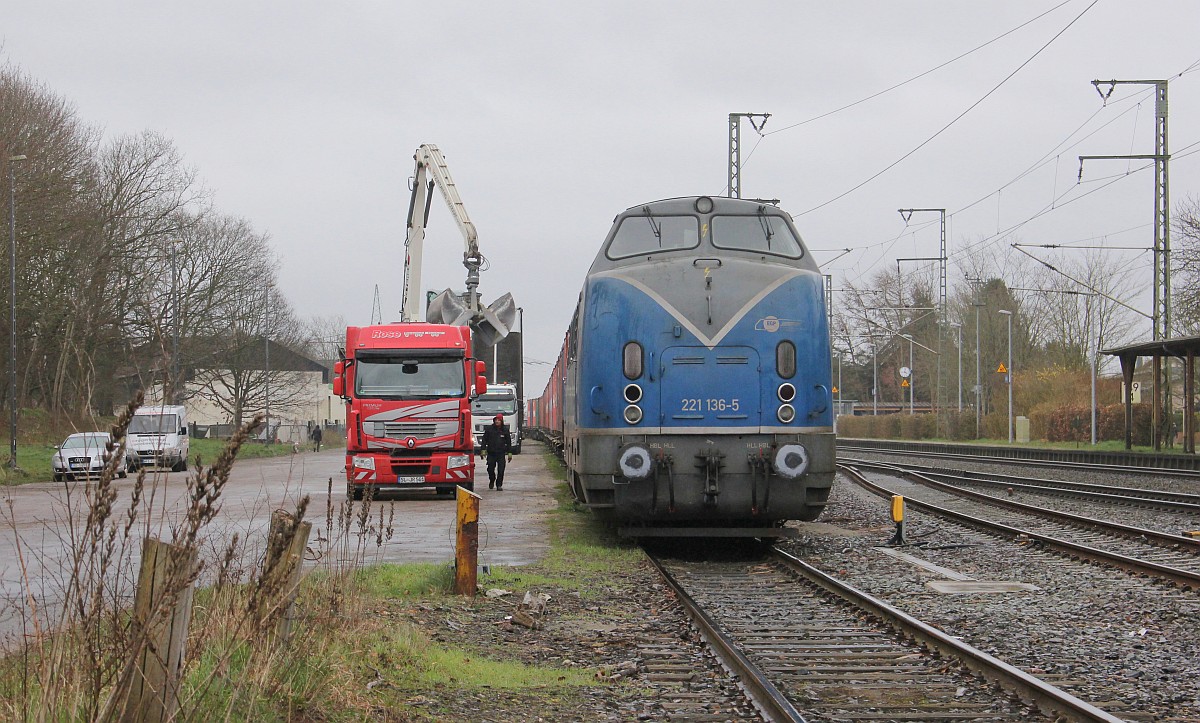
[888,495,906,546]
[454,486,481,595]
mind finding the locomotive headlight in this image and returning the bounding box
[623,384,642,404]
[777,404,796,423]
[623,404,643,424]
[777,383,796,402]
[773,444,809,479]
[617,444,653,480]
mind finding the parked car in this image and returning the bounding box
[51,432,132,481]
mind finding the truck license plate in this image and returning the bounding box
[397,475,425,485]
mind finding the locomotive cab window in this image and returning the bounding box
[711,214,803,258]
[606,213,699,259]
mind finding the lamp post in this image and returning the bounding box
[949,322,962,410]
[974,301,983,438]
[901,333,914,415]
[170,239,181,404]
[7,154,26,469]
[998,309,1013,443]
[872,338,878,416]
[264,284,271,444]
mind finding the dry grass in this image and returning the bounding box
[0,393,401,721]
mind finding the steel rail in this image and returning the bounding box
[844,458,1200,552]
[840,463,1200,588]
[644,552,806,723]
[838,442,1200,478]
[886,461,1200,513]
[766,546,1125,723]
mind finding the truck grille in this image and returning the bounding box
[389,458,432,476]
[372,421,456,439]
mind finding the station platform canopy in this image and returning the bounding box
[1101,335,1200,453]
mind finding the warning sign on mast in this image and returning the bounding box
[997,363,1008,374]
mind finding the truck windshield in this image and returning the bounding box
[472,394,517,415]
[355,357,465,399]
[129,414,180,435]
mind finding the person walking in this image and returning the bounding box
[311,425,323,452]
[480,414,512,489]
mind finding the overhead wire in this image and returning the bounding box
[761,0,1079,139]
[796,0,1101,217]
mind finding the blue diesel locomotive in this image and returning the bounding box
[528,195,834,536]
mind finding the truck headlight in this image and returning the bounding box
[352,456,375,470]
[447,454,470,469]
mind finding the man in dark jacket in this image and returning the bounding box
[480,414,512,489]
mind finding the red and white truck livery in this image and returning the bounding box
[333,322,487,499]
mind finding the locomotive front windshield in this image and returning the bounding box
[711,214,803,257]
[354,355,465,400]
[606,209,803,260]
[606,214,699,259]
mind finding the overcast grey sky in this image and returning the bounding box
[5,1,1200,395]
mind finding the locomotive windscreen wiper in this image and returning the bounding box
[757,207,775,250]
[642,206,661,245]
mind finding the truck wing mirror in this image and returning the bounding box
[475,360,486,375]
[334,360,344,374]
[476,375,488,397]
[333,377,343,396]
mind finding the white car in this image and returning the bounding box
[51,432,131,481]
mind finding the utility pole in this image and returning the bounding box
[371,284,383,325]
[171,240,181,405]
[898,208,947,434]
[264,284,271,444]
[7,155,26,469]
[1079,78,1171,446]
[727,112,770,199]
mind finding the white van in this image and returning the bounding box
[127,405,190,472]
[471,383,521,454]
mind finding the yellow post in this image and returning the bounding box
[454,486,481,595]
[889,495,906,546]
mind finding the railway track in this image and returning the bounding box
[838,443,1200,480]
[849,458,1200,514]
[840,460,1200,589]
[645,546,1122,722]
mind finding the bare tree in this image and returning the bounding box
[189,259,315,430]
[1174,195,1200,336]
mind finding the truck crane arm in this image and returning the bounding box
[402,144,482,322]
[400,144,515,346]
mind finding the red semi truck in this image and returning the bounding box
[333,322,487,499]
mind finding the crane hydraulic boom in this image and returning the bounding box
[401,144,515,346]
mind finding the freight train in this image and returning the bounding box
[526,195,835,537]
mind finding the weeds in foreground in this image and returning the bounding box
[0,394,400,721]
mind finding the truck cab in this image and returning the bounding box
[471,383,521,454]
[127,404,190,472]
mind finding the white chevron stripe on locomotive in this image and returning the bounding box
[593,268,804,350]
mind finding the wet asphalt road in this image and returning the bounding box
[0,443,555,644]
